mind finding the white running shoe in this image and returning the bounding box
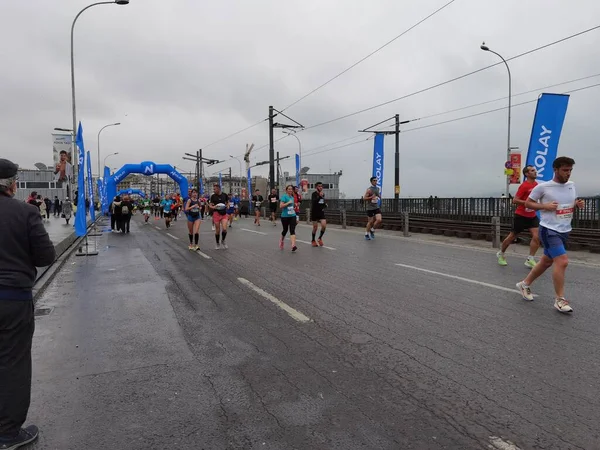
[554,297,573,313]
[516,281,534,301]
[222,242,228,249]
[215,243,220,250]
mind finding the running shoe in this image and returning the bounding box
[292,245,298,252]
[188,244,194,251]
[318,239,324,247]
[524,257,536,269]
[215,243,220,250]
[222,242,228,249]
[370,230,375,239]
[516,281,534,301]
[0,425,39,449]
[311,240,318,247]
[364,234,371,241]
[554,297,573,313]
[497,251,508,266]
[279,238,284,250]
[194,245,199,251]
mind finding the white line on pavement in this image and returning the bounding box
[296,239,336,251]
[394,263,537,297]
[166,233,179,240]
[238,278,311,323]
[241,228,267,235]
[196,250,211,259]
[154,226,161,230]
[489,436,521,450]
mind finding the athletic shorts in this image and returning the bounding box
[367,208,382,218]
[539,225,569,259]
[187,213,201,222]
[312,210,326,222]
[163,212,171,218]
[269,204,277,212]
[513,214,539,233]
[143,209,151,215]
[213,211,228,223]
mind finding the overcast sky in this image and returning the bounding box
[2,0,600,197]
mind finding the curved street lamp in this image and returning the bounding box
[103,152,119,170]
[70,1,129,189]
[481,42,512,196]
[97,122,120,176]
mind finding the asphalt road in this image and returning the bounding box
[30,214,600,450]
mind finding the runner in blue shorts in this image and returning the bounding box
[516,157,585,313]
[226,194,236,228]
[184,189,202,251]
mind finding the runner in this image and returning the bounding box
[252,189,263,226]
[267,188,278,226]
[311,182,327,247]
[209,184,229,249]
[516,157,585,313]
[161,194,173,229]
[293,186,302,223]
[279,185,298,252]
[233,194,240,221]
[363,176,382,240]
[497,165,540,267]
[226,193,236,228]
[184,189,202,251]
[152,195,161,220]
[141,197,152,223]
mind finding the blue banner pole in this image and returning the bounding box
[247,168,252,213]
[86,150,95,222]
[75,122,87,236]
[372,133,385,206]
[524,93,570,182]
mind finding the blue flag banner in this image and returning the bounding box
[525,93,570,182]
[102,166,111,214]
[75,122,87,237]
[295,154,300,188]
[372,133,384,202]
[97,178,104,215]
[199,173,204,195]
[219,172,222,189]
[86,151,95,222]
[247,168,252,212]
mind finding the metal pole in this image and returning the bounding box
[394,113,400,210]
[196,150,200,191]
[229,167,232,194]
[199,148,204,194]
[268,106,275,192]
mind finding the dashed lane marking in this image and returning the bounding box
[296,239,336,251]
[238,278,311,323]
[488,436,521,450]
[241,228,267,235]
[196,250,211,260]
[394,263,537,297]
[166,233,179,240]
[154,226,161,230]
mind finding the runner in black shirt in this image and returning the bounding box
[267,189,278,226]
[251,189,264,226]
[311,182,327,247]
[209,184,230,249]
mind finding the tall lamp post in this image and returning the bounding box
[103,152,119,170]
[97,122,120,176]
[229,155,243,179]
[70,0,129,190]
[481,42,512,196]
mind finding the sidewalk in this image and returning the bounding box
[29,231,221,449]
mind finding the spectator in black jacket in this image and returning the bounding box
[0,159,55,449]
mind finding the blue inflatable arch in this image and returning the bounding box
[117,189,146,198]
[105,161,188,213]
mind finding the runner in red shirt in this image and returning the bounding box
[293,186,302,223]
[497,165,540,268]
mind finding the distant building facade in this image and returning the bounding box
[283,170,342,199]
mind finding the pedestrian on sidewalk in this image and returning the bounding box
[111,196,124,233]
[0,159,55,449]
[120,195,133,234]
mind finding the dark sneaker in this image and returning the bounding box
[0,425,39,450]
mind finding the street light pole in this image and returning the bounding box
[229,155,243,180]
[481,42,512,197]
[103,152,119,169]
[97,122,120,176]
[70,1,129,191]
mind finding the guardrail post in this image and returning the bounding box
[261,206,266,218]
[491,216,501,248]
[403,212,409,237]
[341,209,347,229]
[306,208,311,224]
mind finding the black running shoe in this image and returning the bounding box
[0,425,39,450]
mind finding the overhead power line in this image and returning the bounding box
[281,0,457,112]
[304,24,600,130]
[200,118,268,150]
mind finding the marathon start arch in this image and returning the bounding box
[117,189,146,198]
[105,161,188,213]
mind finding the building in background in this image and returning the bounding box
[283,170,342,198]
[14,169,68,202]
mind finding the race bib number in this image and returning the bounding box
[556,204,574,220]
[270,198,277,203]
[287,205,295,215]
[371,197,379,204]
[255,201,261,207]
[228,202,234,208]
[318,199,325,204]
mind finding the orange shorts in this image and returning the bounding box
[212,211,229,223]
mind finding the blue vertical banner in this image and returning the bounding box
[219,172,222,189]
[97,178,104,215]
[295,153,300,188]
[86,151,95,222]
[199,173,204,195]
[102,166,111,214]
[525,93,570,182]
[75,122,87,237]
[372,133,384,202]
[247,168,252,212]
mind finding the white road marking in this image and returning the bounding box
[196,250,211,260]
[394,263,537,297]
[166,233,179,240]
[241,228,267,235]
[154,226,161,230]
[488,436,521,450]
[296,239,336,251]
[238,278,311,323]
